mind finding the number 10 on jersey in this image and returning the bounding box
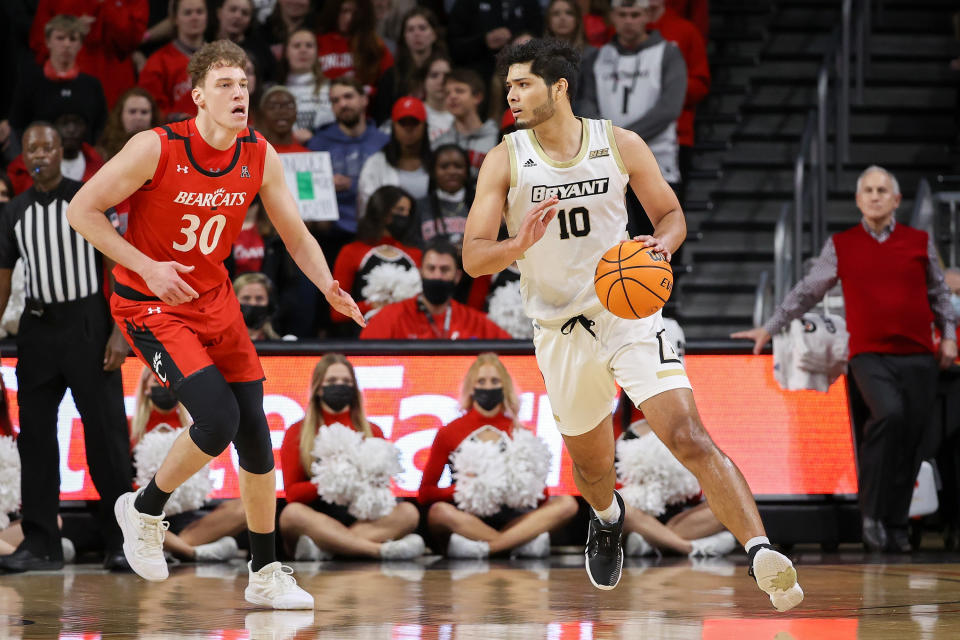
[557,207,590,239]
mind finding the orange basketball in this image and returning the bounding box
[594,241,673,319]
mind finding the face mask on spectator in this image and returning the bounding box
[387,214,411,240]
[421,278,456,305]
[149,387,178,412]
[240,303,271,330]
[473,387,504,412]
[320,384,354,412]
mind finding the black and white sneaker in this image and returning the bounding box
[584,491,625,590]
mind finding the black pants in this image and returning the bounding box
[15,295,132,557]
[848,352,939,528]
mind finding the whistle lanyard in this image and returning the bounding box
[420,299,452,339]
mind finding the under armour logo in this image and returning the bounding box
[177,165,189,174]
[240,165,250,178]
[152,352,167,384]
[147,306,161,314]
[523,158,536,167]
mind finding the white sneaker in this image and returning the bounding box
[380,534,425,560]
[689,531,737,558]
[293,535,333,561]
[194,536,239,562]
[114,490,169,581]
[624,532,657,557]
[244,610,315,640]
[61,537,75,564]
[245,561,314,610]
[447,533,490,559]
[751,547,804,612]
[510,532,550,559]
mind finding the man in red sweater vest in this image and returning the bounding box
[734,166,957,553]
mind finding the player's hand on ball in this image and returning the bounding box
[324,279,365,327]
[630,235,672,262]
[730,327,772,355]
[515,196,559,252]
[141,260,198,305]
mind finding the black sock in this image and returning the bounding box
[134,477,171,516]
[249,530,277,572]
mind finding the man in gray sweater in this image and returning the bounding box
[577,0,687,238]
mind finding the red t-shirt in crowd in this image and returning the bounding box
[418,408,540,505]
[331,237,422,323]
[139,42,195,119]
[316,32,394,84]
[280,410,384,504]
[30,0,148,106]
[666,0,709,41]
[232,226,265,274]
[649,8,710,147]
[359,297,512,340]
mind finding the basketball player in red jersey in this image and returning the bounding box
[67,40,363,609]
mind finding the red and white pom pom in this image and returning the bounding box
[451,438,508,517]
[487,281,533,339]
[360,263,422,306]
[616,428,700,516]
[0,435,21,528]
[310,422,364,506]
[503,428,551,510]
[133,426,213,516]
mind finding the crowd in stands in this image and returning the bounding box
[0,0,710,341]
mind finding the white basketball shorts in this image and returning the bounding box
[532,305,692,436]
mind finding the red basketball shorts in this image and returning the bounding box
[111,279,264,389]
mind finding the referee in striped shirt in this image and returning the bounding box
[0,122,132,572]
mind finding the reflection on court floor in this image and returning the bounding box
[0,553,958,639]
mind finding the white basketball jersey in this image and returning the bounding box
[504,118,630,323]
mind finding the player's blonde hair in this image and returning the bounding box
[130,366,190,445]
[299,354,374,473]
[458,353,521,422]
[187,39,249,88]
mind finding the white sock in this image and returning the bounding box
[593,496,621,524]
[745,536,770,554]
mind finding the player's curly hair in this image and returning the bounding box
[495,38,581,103]
[187,39,249,88]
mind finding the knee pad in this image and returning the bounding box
[230,380,274,474]
[177,367,240,457]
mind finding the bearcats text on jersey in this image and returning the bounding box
[173,188,247,207]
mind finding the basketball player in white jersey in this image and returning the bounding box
[462,39,804,611]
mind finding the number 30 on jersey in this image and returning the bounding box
[173,213,227,255]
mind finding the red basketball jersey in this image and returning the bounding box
[115,119,268,296]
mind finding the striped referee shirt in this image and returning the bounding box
[0,178,108,304]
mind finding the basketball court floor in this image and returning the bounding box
[1,548,958,639]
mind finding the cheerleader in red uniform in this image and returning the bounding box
[278,354,424,560]
[419,353,579,558]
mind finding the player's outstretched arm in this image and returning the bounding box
[67,130,199,305]
[462,143,559,277]
[613,126,687,262]
[259,143,365,327]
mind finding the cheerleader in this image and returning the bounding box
[279,354,424,560]
[419,353,578,558]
